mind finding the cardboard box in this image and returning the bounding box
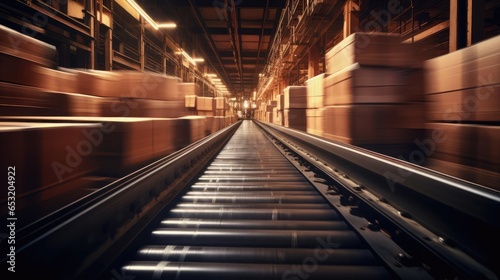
[424,35,500,94]
[74,70,120,97]
[276,94,285,110]
[284,109,307,131]
[152,118,178,158]
[323,64,423,106]
[214,97,227,110]
[306,108,324,136]
[306,74,326,109]
[196,96,214,111]
[284,86,307,109]
[426,85,500,122]
[185,95,197,108]
[100,99,187,118]
[178,83,202,97]
[114,71,180,101]
[322,105,421,145]
[325,32,421,74]
[0,24,57,68]
[0,122,101,204]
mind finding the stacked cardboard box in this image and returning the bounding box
[306,74,328,136]
[178,83,202,97]
[325,32,421,74]
[423,35,500,189]
[0,121,101,209]
[114,71,180,101]
[196,97,214,116]
[283,86,307,131]
[100,99,187,118]
[214,97,227,116]
[322,32,424,146]
[178,116,207,144]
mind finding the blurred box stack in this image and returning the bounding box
[196,96,215,117]
[423,35,500,189]
[0,122,101,210]
[214,97,226,116]
[306,74,327,136]
[283,86,307,131]
[265,102,276,124]
[274,94,285,125]
[323,32,424,148]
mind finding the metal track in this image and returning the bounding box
[109,120,433,280]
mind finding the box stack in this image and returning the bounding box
[322,32,424,146]
[178,83,202,97]
[423,35,500,189]
[214,97,226,116]
[0,121,101,210]
[178,116,207,144]
[306,74,327,136]
[283,86,307,131]
[196,96,215,117]
[274,94,285,125]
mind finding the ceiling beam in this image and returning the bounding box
[190,27,274,35]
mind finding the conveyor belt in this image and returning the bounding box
[117,121,396,279]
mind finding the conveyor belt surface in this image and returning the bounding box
[119,120,394,279]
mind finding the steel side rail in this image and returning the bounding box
[255,120,500,279]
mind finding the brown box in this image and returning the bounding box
[284,109,307,131]
[306,108,324,136]
[323,64,423,106]
[426,86,500,122]
[100,99,187,118]
[306,73,326,109]
[214,97,226,110]
[0,24,57,68]
[0,61,78,92]
[74,70,120,97]
[185,95,197,108]
[178,83,202,97]
[284,86,307,109]
[178,116,207,144]
[426,122,500,173]
[54,92,103,116]
[325,32,421,74]
[424,35,500,94]
[196,96,214,111]
[0,82,61,116]
[152,118,178,158]
[276,94,285,110]
[322,105,420,145]
[265,111,273,123]
[0,122,101,204]
[114,71,180,101]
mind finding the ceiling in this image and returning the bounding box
[158,0,286,98]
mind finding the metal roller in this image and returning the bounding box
[180,195,326,204]
[121,262,392,280]
[190,183,313,191]
[137,246,380,265]
[160,219,350,230]
[149,228,363,248]
[174,203,331,209]
[116,121,393,279]
[166,208,340,220]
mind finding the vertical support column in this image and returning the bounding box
[449,0,468,52]
[467,0,484,46]
[104,28,113,70]
[162,37,167,74]
[139,17,145,71]
[308,41,320,79]
[86,0,96,69]
[343,0,360,39]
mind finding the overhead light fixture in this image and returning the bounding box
[205,73,217,77]
[176,49,202,66]
[157,23,177,29]
[125,0,176,30]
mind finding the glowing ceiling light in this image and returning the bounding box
[125,0,159,29]
[157,23,177,29]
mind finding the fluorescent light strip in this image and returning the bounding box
[157,23,177,29]
[126,0,159,29]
